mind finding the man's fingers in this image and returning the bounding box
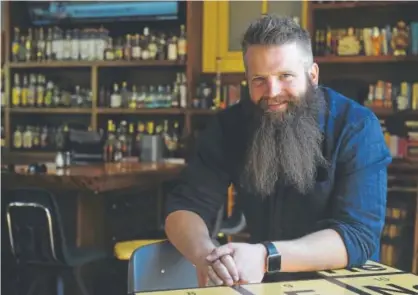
[220,255,239,282]
[207,265,223,286]
[206,244,234,262]
[211,259,234,286]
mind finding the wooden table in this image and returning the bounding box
[137,261,418,295]
[2,162,185,250]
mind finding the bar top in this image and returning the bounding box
[137,261,418,294]
[2,162,185,192]
[11,162,185,177]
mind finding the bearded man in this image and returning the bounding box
[164,15,391,286]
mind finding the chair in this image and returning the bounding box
[127,240,198,294]
[4,187,107,295]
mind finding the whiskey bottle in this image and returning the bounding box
[129,85,138,109]
[177,25,187,62]
[104,37,115,61]
[121,82,129,108]
[157,33,167,60]
[371,27,381,56]
[44,81,53,107]
[32,126,41,149]
[12,73,21,107]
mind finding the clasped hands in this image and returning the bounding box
[196,242,267,287]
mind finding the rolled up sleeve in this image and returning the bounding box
[317,113,392,267]
[165,116,231,232]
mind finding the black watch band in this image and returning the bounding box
[262,241,281,274]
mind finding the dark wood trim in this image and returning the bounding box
[311,1,412,10]
[9,60,186,69]
[315,55,418,64]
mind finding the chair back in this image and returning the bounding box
[127,240,198,293]
[5,187,67,264]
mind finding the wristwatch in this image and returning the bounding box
[261,241,282,274]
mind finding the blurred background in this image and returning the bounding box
[1,1,418,294]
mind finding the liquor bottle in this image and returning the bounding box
[104,37,115,61]
[45,28,53,61]
[371,27,381,56]
[40,126,49,149]
[167,36,178,61]
[179,73,187,108]
[21,75,28,107]
[1,126,5,149]
[13,126,23,149]
[44,81,53,107]
[110,83,122,108]
[25,28,34,62]
[129,85,138,109]
[23,126,33,149]
[148,35,158,60]
[127,123,135,157]
[121,82,129,108]
[177,25,187,62]
[132,35,141,60]
[11,27,20,62]
[36,74,45,107]
[103,120,115,162]
[0,69,5,106]
[27,74,36,107]
[36,27,46,62]
[32,126,41,149]
[157,33,167,60]
[12,73,21,107]
[124,34,132,61]
[141,27,151,60]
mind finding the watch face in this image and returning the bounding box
[267,253,281,273]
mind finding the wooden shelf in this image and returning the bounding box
[312,1,411,10]
[97,108,185,115]
[10,107,91,114]
[368,107,418,117]
[8,60,186,69]
[188,109,219,115]
[315,55,418,64]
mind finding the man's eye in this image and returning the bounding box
[253,78,265,85]
[280,74,293,80]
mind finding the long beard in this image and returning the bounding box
[240,82,328,198]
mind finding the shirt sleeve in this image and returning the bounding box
[164,115,231,233]
[316,113,392,267]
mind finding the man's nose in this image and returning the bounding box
[265,76,282,98]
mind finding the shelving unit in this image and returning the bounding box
[1,1,208,160]
[308,0,418,274]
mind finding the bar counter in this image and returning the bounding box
[2,162,185,250]
[138,261,418,295]
[2,162,185,192]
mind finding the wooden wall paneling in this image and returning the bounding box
[185,1,203,134]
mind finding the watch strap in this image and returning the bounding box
[261,241,281,273]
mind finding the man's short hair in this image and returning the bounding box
[241,14,313,67]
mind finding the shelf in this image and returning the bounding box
[368,107,418,117]
[312,1,412,10]
[97,108,185,115]
[8,60,186,69]
[10,107,91,114]
[188,109,220,115]
[315,55,418,64]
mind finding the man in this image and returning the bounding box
[165,15,391,286]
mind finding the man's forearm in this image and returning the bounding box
[271,229,348,272]
[165,210,217,265]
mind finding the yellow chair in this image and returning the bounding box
[114,239,166,261]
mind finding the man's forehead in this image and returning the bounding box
[245,43,304,74]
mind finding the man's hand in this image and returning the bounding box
[205,243,266,285]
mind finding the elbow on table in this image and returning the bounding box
[332,220,382,268]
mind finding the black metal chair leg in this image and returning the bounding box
[74,266,90,295]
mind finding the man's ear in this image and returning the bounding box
[309,63,319,85]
